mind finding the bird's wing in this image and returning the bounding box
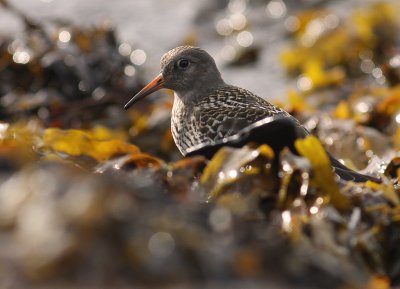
[194,85,294,142]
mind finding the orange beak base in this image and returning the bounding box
[124,73,165,110]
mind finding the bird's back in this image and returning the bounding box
[171,84,296,155]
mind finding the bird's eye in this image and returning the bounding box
[177,59,190,69]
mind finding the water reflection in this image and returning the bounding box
[58,30,71,43]
[266,0,286,19]
[236,30,253,47]
[148,232,175,258]
[118,42,132,56]
[12,49,30,64]
[130,49,147,66]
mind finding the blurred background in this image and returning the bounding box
[2,0,396,99]
[1,1,400,289]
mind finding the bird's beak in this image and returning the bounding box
[124,73,165,110]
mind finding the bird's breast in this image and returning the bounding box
[171,94,204,155]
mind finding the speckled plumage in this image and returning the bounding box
[171,84,295,155]
[124,46,380,182]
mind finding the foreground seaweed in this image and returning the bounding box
[1,123,399,288]
[1,1,400,289]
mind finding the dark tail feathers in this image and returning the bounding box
[328,153,381,183]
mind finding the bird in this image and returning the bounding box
[124,46,379,183]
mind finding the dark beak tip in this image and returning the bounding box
[124,99,134,110]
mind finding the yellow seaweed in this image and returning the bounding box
[334,100,352,119]
[43,128,140,162]
[295,136,350,210]
[365,180,399,206]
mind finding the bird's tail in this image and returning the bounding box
[328,153,381,183]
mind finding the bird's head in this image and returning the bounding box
[124,46,224,109]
